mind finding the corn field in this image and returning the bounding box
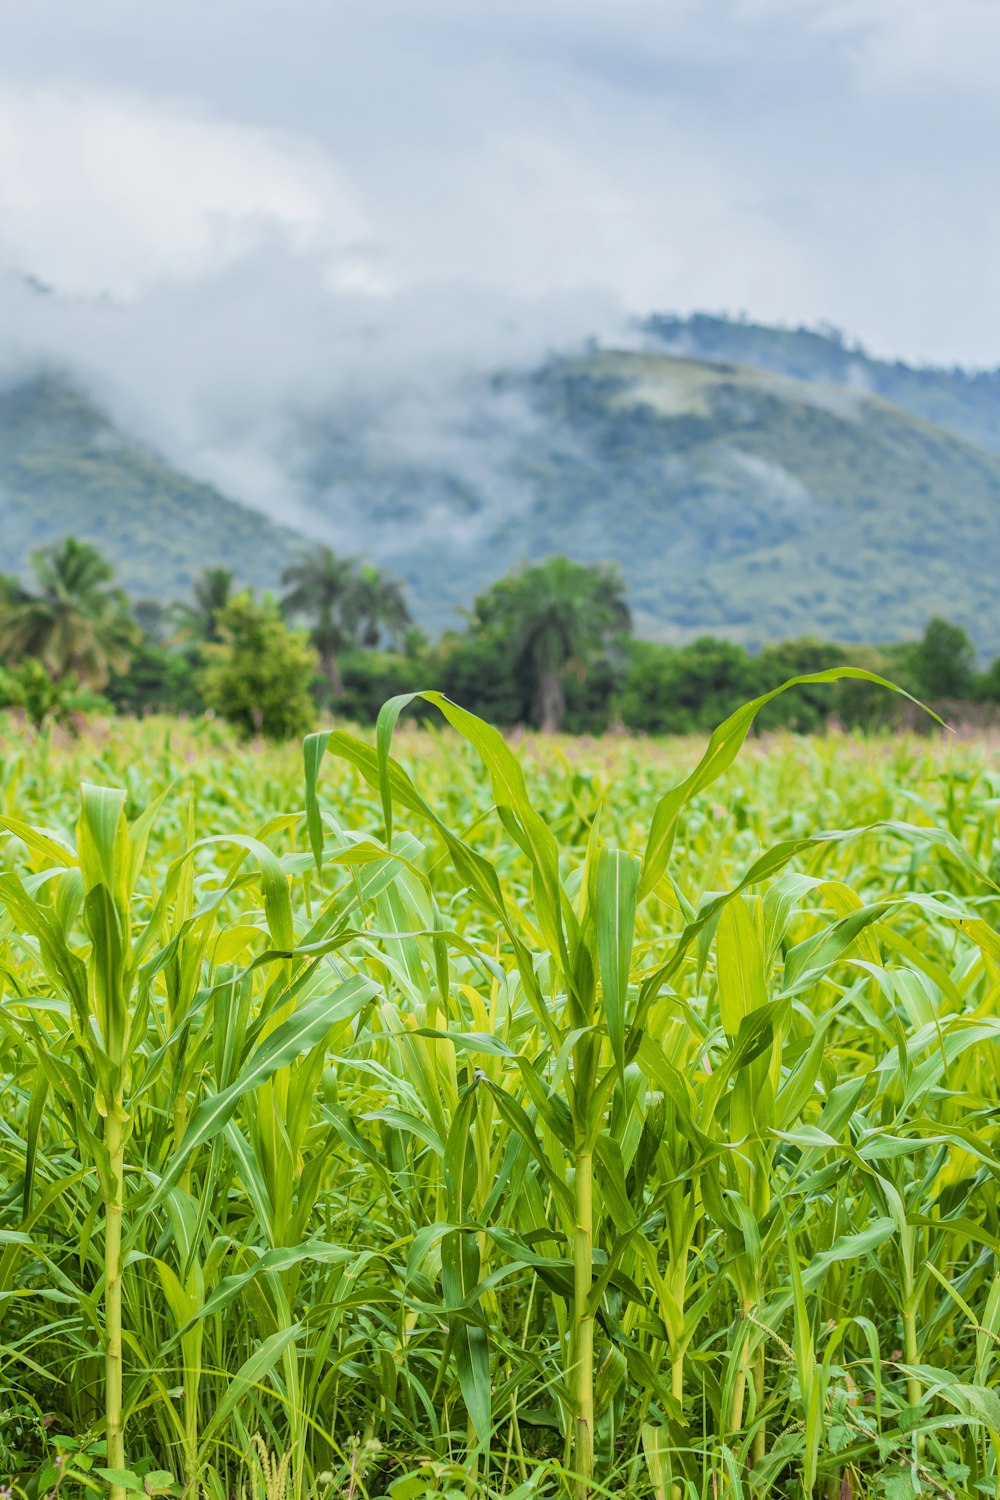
[4,677,1000,1500]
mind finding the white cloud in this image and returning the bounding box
[0,255,628,530]
[0,0,997,565]
[0,0,999,364]
[0,86,376,296]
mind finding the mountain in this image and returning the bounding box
[0,375,302,600]
[518,349,1000,648]
[3,323,1000,652]
[644,312,1000,456]
[286,342,1000,650]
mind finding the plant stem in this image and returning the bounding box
[751,1342,766,1466]
[670,1355,685,1500]
[905,1290,929,1464]
[671,1352,684,1404]
[174,1096,191,1197]
[900,1231,924,1462]
[573,1150,594,1499]
[904,1301,922,1412]
[729,1301,753,1439]
[104,1103,127,1500]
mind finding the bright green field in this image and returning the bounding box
[3,704,1000,1500]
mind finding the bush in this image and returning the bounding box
[106,642,204,717]
[0,658,109,730]
[907,616,975,701]
[616,638,758,734]
[198,593,318,740]
[336,650,431,725]
[435,632,529,727]
[755,639,847,732]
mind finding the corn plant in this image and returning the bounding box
[2,691,1000,1500]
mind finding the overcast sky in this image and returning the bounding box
[1,0,998,365]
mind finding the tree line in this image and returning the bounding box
[0,535,994,737]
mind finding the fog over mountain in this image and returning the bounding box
[0,259,631,532]
[2,0,1000,648]
[6,268,1000,651]
[3,1,1000,360]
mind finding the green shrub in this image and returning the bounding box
[198,592,317,739]
[0,656,109,729]
[106,641,204,717]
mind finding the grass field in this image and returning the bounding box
[3,689,1000,1500]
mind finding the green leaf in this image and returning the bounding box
[801,1217,897,1289]
[596,846,639,1081]
[95,1470,146,1494]
[715,896,767,1037]
[200,1326,301,1444]
[303,730,329,873]
[442,1229,492,1442]
[147,973,375,1210]
[638,668,930,900]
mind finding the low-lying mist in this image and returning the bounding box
[0,250,631,574]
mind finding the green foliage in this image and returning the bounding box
[753,638,849,730]
[436,630,528,726]
[0,535,138,688]
[169,566,235,645]
[617,637,756,734]
[616,636,876,736]
[0,655,109,728]
[905,616,976,701]
[350,561,412,649]
[105,640,205,717]
[974,655,1000,703]
[465,557,630,732]
[338,649,429,725]
[198,592,318,739]
[4,532,1000,741]
[281,547,411,702]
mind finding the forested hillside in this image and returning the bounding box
[0,375,300,600]
[645,311,1000,453]
[3,323,1000,648]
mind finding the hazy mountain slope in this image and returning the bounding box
[0,375,302,600]
[284,347,1000,649]
[518,350,1000,647]
[645,312,1000,455]
[2,348,999,653]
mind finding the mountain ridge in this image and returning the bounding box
[1,316,999,649]
[0,374,302,601]
[643,312,1000,454]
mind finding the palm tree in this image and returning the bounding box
[472,557,631,733]
[280,547,360,700]
[0,536,137,689]
[0,574,28,609]
[170,567,235,644]
[349,563,412,649]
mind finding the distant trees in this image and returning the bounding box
[618,637,752,736]
[466,558,630,733]
[906,617,975,701]
[4,536,1000,740]
[0,537,136,688]
[349,563,412,651]
[280,547,411,703]
[170,566,235,645]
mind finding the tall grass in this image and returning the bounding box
[2,687,1000,1499]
